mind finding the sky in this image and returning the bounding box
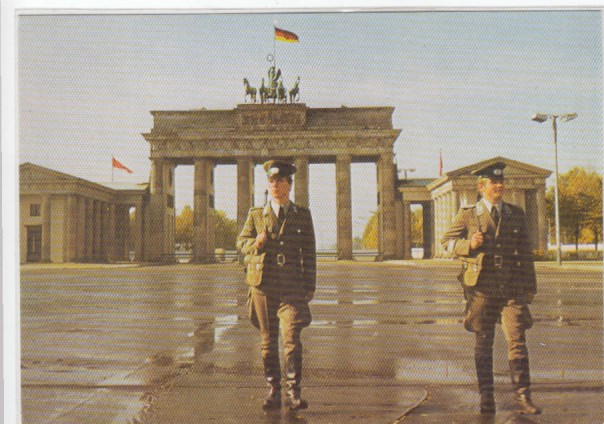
[13,8,604,249]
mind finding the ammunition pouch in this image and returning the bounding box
[244,252,266,287]
[457,252,485,287]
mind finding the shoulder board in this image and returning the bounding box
[461,204,476,209]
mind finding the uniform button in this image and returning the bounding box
[514,229,519,233]
[497,244,501,248]
[517,262,521,266]
[280,241,284,246]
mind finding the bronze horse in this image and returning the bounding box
[289,77,300,103]
[243,78,257,103]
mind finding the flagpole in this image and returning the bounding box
[273,26,277,69]
[111,155,114,182]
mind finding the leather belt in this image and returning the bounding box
[484,253,504,268]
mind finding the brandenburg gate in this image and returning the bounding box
[142,103,402,262]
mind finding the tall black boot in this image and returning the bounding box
[285,355,308,411]
[475,334,496,414]
[262,356,282,410]
[509,359,541,415]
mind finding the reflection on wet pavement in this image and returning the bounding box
[20,261,603,423]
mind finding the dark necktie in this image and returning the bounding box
[491,206,500,223]
[278,206,285,228]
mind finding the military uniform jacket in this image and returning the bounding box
[441,199,537,298]
[236,202,316,297]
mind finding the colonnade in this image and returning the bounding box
[37,194,142,263]
[147,152,400,262]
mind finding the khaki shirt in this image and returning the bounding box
[442,199,537,298]
[237,202,316,296]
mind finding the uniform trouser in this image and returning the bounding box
[464,295,533,394]
[249,287,311,390]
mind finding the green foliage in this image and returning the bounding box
[545,167,602,250]
[213,210,238,250]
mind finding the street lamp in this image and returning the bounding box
[532,112,577,266]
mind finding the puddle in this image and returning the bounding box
[313,299,338,305]
[311,318,464,328]
[352,299,379,305]
[396,358,471,383]
[214,314,238,343]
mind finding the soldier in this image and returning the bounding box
[441,162,542,415]
[236,159,316,411]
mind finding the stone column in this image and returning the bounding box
[394,192,404,259]
[434,195,443,257]
[451,191,459,223]
[146,159,174,262]
[40,194,51,262]
[107,203,116,262]
[85,198,94,261]
[134,201,144,262]
[150,159,164,196]
[237,158,255,231]
[294,157,309,208]
[423,202,434,259]
[94,200,102,261]
[193,158,215,263]
[77,197,86,261]
[378,153,397,260]
[336,155,353,260]
[112,205,124,261]
[66,195,78,262]
[207,162,216,259]
[536,186,548,251]
[402,201,412,259]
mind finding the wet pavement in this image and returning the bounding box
[20,260,603,423]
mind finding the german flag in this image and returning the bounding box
[274,27,299,42]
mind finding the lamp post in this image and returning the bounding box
[531,113,577,266]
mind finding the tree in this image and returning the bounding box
[175,206,239,250]
[175,205,194,250]
[362,211,378,249]
[214,210,238,250]
[411,207,423,248]
[545,167,603,251]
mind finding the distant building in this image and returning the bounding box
[20,163,148,263]
[397,156,551,258]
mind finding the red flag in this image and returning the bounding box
[274,27,299,42]
[112,157,132,173]
[439,149,443,177]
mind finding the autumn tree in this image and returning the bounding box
[214,210,238,250]
[411,207,423,248]
[175,206,239,251]
[362,211,378,249]
[175,205,194,250]
[545,167,603,250]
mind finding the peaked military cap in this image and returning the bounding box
[263,160,297,177]
[471,161,506,179]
